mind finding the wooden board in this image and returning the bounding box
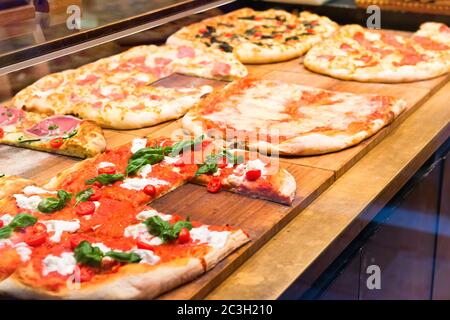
[0,28,448,299]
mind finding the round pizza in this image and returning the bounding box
[182,77,407,156]
[304,22,450,83]
[0,106,105,158]
[11,44,247,129]
[167,8,338,64]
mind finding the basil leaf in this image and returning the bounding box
[86,173,124,185]
[195,162,217,176]
[74,240,104,268]
[130,146,169,161]
[170,135,204,157]
[38,190,72,213]
[0,226,12,239]
[105,251,141,264]
[126,154,164,176]
[75,188,94,206]
[63,130,78,140]
[144,216,192,243]
[9,213,37,229]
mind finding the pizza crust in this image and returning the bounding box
[0,175,34,201]
[0,230,249,299]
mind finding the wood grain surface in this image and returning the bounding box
[0,29,448,299]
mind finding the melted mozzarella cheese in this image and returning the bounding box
[136,209,172,221]
[124,223,150,239]
[13,194,42,211]
[132,249,160,265]
[0,214,13,225]
[42,252,77,276]
[22,185,57,195]
[190,226,230,249]
[130,138,147,154]
[14,242,32,262]
[138,164,152,178]
[120,177,169,191]
[92,242,112,254]
[246,159,267,175]
[42,220,80,243]
[97,162,115,169]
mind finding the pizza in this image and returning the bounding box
[0,134,297,299]
[167,8,338,64]
[0,175,35,201]
[304,23,450,82]
[0,106,106,158]
[11,44,247,129]
[182,77,407,156]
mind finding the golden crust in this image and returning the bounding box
[0,175,34,201]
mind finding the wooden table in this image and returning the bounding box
[1,49,449,300]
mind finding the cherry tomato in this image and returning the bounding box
[245,169,261,181]
[75,201,96,216]
[98,166,116,175]
[143,185,156,197]
[207,178,222,193]
[89,189,101,201]
[69,235,84,249]
[0,220,3,228]
[136,240,155,251]
[224,33,233,38]
[78,265,95,282]
[23,223,47,247]
[92,181,103,188]
[49,137,64,149]
[178,228,191,244]
[0,128,4,139]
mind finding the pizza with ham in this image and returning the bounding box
[182,77,407,156]
[304,23,450,82]
[0,135,297,299]
[167,8,338,64]
[11,44,247,129]
[0,106,105,158]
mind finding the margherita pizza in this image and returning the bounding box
[11,44,247,129]
[0,106,105,158]
[182,77,407,156]
[167,8,338,64]
[304,23,450,82]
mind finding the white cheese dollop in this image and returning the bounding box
[23,185,57,195]
[42,252,77,276]
[14,242,32,262]
[97,162,116,169]
[124,223,150,239]
[132,249,160,265]
[136,209,172,221]
[120,177,169,191]
[138,164,152,178]
[190,226,230,249]
[92,242,112,254]
[0,214,13,225]
[42,220,80,243]
[130,138,147,154]
[13,194,42,211]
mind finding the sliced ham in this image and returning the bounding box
[412,36,449,51]
[212,62,231,77]
[0,107,24,126]
[25,115,81,137]
[76,74,100,86]
[176,46,196,59]
[154,57,172,66]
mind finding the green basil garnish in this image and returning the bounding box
[126,154,164,176]
[105,251,141,263]
[143,216,192,243]
[0,213,37,239]
[195,149,244,177]
[86,173,124,186]
[74,241,141,267]
[75,188,94,206]
[38,190,72,213]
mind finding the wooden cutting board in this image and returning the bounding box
[0,29,448,299]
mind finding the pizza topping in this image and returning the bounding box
[207,178,222,193]
[176,46,196,58]
[13,194,42,211]
[245,169,261,181]
[49,137,64,149]
[41,219,80,242]
[393,53,426,66]
[131,249,160,265]
[196,150,244,176]
[13,242,32,261]
[136,209,172,221]
[412,35,449,51]
[144,216,192,243]
[0,214,13,226]
[76,74,100,85]
[212,62,231,76]
[86,173,124,186]
[0,128,3,139]
[177,227,191,244]
[0,213,37,239]
[75,201,96,216]
[143,185,156,197]
[130,138,147,154]
[0,107,24,127]
[37,190,72,213]
[98,166,116,175]
[75,188,94,206]
[190,225,230,249]
[23,185,57,195]
[42,252,77,276]
[439,24,450,33]
[120,177,169,191]
[98,162,116,169]
[23,223,47,247]
[25,116,81,137]
[136,240,155,251]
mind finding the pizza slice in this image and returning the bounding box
[0,175,36,201]
[11,44,247,129]
[42,135,296,206]
[0,182,249,299]
[0,106,106,158]
[182,77,407,155]
[304,23,450,82]
[167,8,338,64]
